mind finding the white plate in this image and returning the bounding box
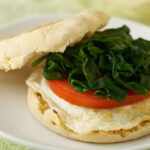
[0,14,150,150]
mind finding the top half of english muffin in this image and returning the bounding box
[0,9,110,71]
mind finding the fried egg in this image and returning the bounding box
[26,69,150,134]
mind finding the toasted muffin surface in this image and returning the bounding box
[26,70,150,143]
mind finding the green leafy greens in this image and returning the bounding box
[32,25,150,103]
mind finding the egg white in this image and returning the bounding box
[26,70,150,134]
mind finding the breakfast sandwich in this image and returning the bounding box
[0,9,150,143]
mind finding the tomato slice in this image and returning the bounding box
[47,79,150,109]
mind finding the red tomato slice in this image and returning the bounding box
[47,79,150,109]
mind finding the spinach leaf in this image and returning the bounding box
[140,74,150,89]
[133,38,150,53]
[124,82,148,95]
[83,58,100,88]
[70,79,89,93]
[32,54,49,67]
[32,25,150,103]
[100,74,128,102]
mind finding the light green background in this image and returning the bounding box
[0,0,150,149]
[0,0,150,26]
